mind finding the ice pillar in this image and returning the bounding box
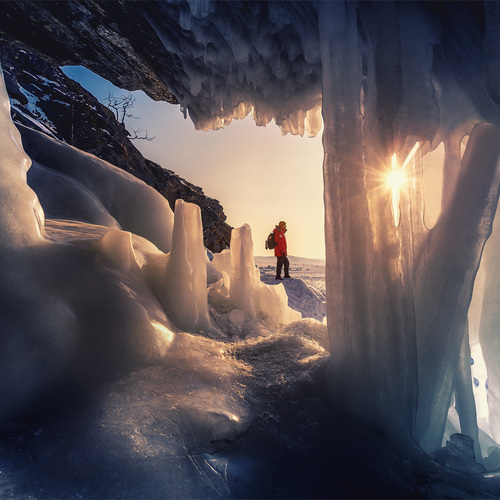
[162,199,212,333]
[319,1,417,447]
[228,224,257,318]
[319,0,500,455]
[479,208,500,444]
[414,124,500,452]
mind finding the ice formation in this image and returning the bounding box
[0,44,333,494]
[160,198,212,333]
[137,0,500,461]
[209,224,301,336]
[0,56,306,428]
[20,123,175,254]
[5,0,500,496]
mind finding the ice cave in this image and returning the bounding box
[3,0,500,498]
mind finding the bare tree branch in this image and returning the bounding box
[104,92,139,123]
[129,128,156,141]
[104,93,155,141]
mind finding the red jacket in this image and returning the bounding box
[273,227,287,257]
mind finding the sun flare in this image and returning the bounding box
[390,153,401,225]
[383,143,421,226]
[387,163,405,191]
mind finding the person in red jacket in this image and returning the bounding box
[273,221,291,280]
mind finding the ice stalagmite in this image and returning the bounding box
[228,224,258,318]
[162,199,212,333]
[209,224,300,334]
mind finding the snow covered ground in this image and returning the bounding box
[255,255,326,322]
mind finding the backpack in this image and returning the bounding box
[265,231,277,250]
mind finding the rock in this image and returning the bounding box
[0,0,178,103]
[0,37,231,252]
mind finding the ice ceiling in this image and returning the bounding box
[4,0,500,471]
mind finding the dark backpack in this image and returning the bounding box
[265,231,277,250]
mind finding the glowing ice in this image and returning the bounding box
[160,199,213,333]
[0,63,44,247]
[19,124,175,253]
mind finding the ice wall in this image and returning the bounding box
[18,124,175,253]
[0,63,44,247]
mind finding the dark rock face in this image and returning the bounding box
[0,0,178,103]
[0,37,231,252]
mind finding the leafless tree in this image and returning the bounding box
[104,92,139,123]
[104,92,155,141]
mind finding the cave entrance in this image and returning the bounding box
[63,65,326,262]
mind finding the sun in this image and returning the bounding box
[389,153,402,225]
[387,164,405,191]
[383,143,421,226]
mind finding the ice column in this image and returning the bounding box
[479,207,500,443]
[0,62,44,247]
[228,224,257,318]
[162,199,212,332]
[319,1,418,448]
[414,124,500,452]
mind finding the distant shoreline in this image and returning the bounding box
[254,255,325,265]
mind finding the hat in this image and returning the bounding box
[279,221,286,227]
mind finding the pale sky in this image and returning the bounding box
[63,66,325,260]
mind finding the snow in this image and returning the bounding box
[255,255,326,322]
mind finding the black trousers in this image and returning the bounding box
[276,256,290,278]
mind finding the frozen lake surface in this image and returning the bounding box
[255,255,326,322]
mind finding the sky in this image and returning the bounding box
[62,66,325,260]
